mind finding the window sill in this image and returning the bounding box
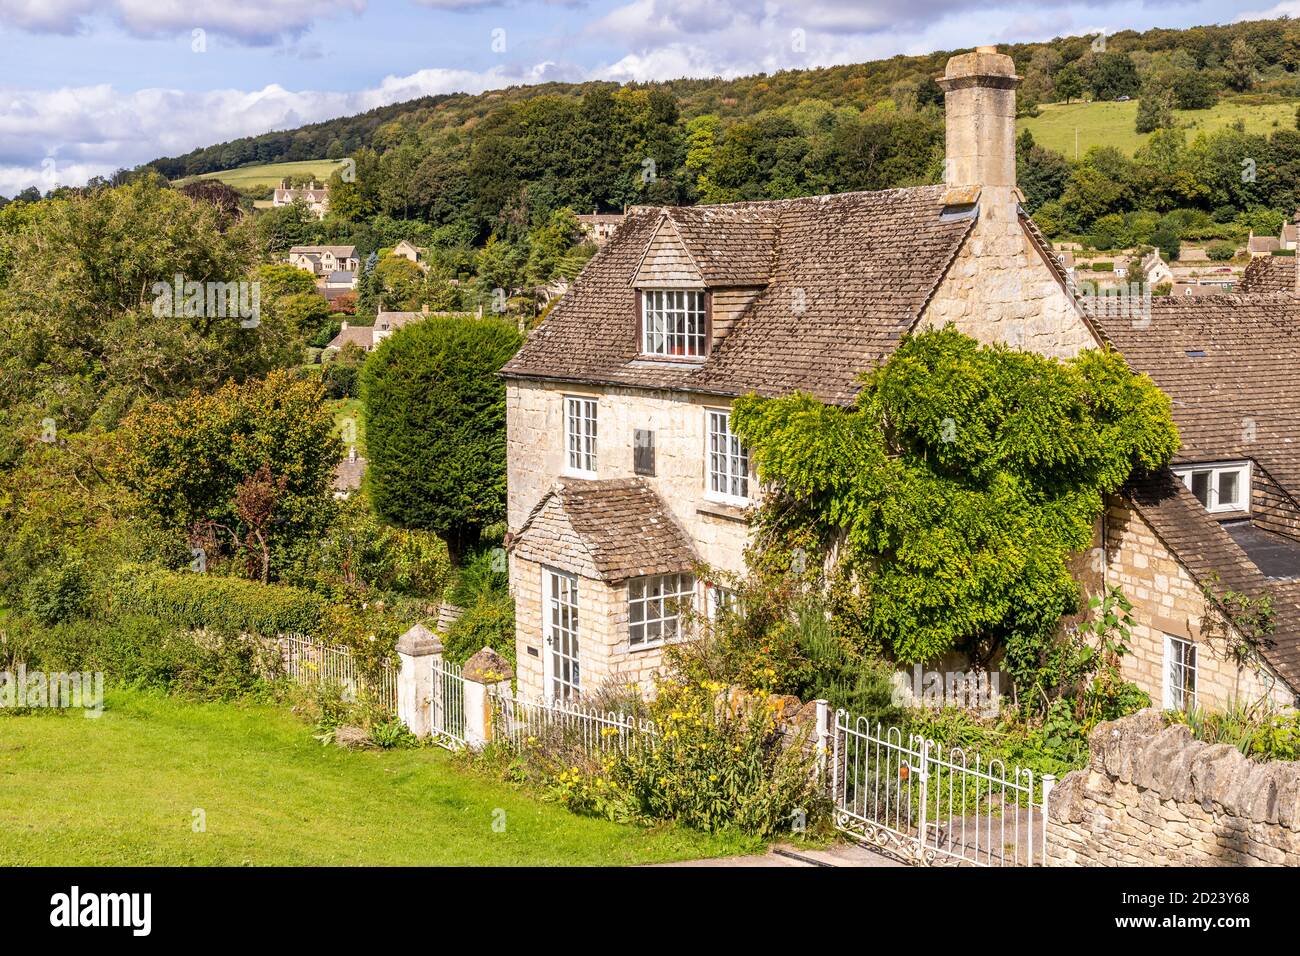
[697,498,750,522]
[562,469,598,481]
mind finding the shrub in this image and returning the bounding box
[112,563,327,636]
[444,548,515,666]
[20,561,91,625]
[552,680,828,838]
[1207,241,1237,261]
[2,613,275,700]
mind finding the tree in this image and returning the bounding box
[1225,38,1257,92]
[1134,86,1174,133]
[731,328,1179,681]
[0,177,292,433]
[362,317,523,565]
[1016,130,1071,212]
[1054,63,1086,104]
[114,370,340,580]
[371,255,425,311]
[1088,52,1140,100]
[1172,69,1217,110]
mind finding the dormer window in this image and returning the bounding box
[641,290,708,359]
[1173,462,1249,514]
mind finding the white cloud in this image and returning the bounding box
[0,64,541,194]
[0,0,364,43]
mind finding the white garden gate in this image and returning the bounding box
[831,710,1054,866]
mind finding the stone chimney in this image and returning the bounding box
[937,46,1019,190]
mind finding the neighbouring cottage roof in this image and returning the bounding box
[511,478,698,583]
[290,245,356,257]
[332,454,367,492]
[1098,294,1300,481]
[326,325,373,350]
[1097,294,1300,688]
[501,186,976,406]
[1239,255,1296,294]
[375,310,426,331]
[1248,235,1281,255]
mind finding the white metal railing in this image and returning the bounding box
[282,634,398,715]
[489,692,658,759]
[430,658,466,749]
[832,710,1054,867]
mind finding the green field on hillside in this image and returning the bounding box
[1018,98,1299,158]
[178,159,350,191]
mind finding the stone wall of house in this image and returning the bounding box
[506,380,751,576]
[510,550,674,700]
[1047,709,1300,866]
[919,187,1097,360]
[1102,498,1291,710]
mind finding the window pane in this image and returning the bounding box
[1218,470,1239,508]
[1190,471,1211,507]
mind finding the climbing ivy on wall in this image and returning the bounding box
[731,326,1180,684]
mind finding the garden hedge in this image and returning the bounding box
[112,563,326,636]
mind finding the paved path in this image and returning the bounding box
[658,841,907,867]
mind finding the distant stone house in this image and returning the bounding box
[392,240,428,270]
[274,180,330,218]
[576,211,625,246]
[289,245,359,277]
[324,308,430,353]
[499,45,1300,715]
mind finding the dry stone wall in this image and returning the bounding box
[1047,709,1300,866]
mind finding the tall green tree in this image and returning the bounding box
[362,317,523,565]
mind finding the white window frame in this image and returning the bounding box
[641,289,707,359]
[706,408,750,504]
[628,573,695,649]
[544,567,581,700]
[707,583,738,620]
[1163,634,1198,712]
[1172,461,1250,514]
[564,395,598,477]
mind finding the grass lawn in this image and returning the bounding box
[1018,97,1299,158]
[176,159,351,192]
[0,689,759,865]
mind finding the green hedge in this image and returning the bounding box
[112,564,326,636]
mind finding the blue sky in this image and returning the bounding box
[0,0,1290,195]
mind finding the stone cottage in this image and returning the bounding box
[499,46,1300,712]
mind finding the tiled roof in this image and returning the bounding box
[1238,255,1295,294]
[326,325,373,350]
[513,478,697,582]
[1126,472,1300,689]
[1101,294,1300,689]
[502,186,975,406]
[289,245,356,257]
[1095,294,1300,492]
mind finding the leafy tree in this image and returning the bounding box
[1225,38,1257,92]
[731,327,1179,682]
[1135,86,1174,133]
[0,177,291,432]
[371,255,425,311]
[1016,130,1071,212]
[1088,52,1140,100]
[1054,64,1085,103]
[1172,69,1217,110]
[113,370,341,580]
[362,317,523,565]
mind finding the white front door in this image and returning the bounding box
[543,568,581,700]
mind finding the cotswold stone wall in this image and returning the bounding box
[1047,710,1300,866]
